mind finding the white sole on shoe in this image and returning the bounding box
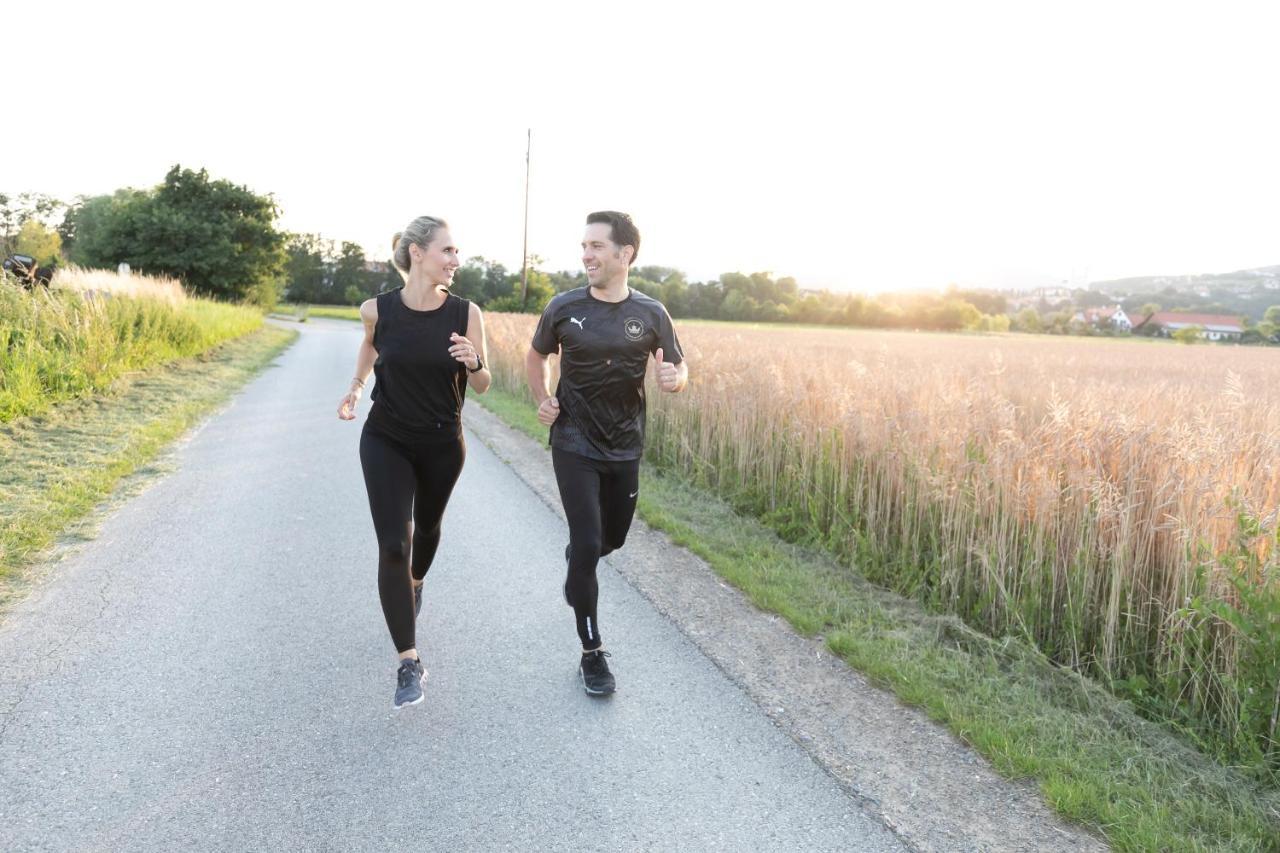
[393,671,429,709]
[579,667,615,696]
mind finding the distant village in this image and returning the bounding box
[1002,266,1280,342]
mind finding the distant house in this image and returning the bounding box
[1133,311,1245,341]
[1033,286,1073,301]
[1071,304,1134,331]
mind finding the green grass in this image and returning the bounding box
[473,385,1280,851]
[0,284,265,422]
[294,303,361,322]
[0,326,297,598]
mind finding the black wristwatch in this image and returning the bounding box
[467,356,484,374]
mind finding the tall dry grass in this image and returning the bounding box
[51,265,187,305]
[483,313,1280,771]
[1,269,262,422]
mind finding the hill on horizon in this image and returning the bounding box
[1091,264,1280,295]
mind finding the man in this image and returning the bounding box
[526,211,688,696]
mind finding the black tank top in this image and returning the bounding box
[366,288,471,444]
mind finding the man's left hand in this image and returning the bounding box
[655,347,681,392]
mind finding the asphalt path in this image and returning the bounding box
[0,319,903,852]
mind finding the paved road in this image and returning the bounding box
[0,319,903,852]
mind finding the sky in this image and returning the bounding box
[6,0,1279,293]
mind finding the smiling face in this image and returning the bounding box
[581,223,633,288]
[410,228,460,287]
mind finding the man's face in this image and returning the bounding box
[581,223,630,286]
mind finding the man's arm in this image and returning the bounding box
[526,347,562,424]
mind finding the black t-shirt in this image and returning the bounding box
[366,288,471,444]
[531,286,684,461]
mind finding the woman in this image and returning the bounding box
[337,215,491,709]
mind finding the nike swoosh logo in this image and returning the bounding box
[629,491,639,498]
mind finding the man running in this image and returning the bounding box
[526,211,688,696]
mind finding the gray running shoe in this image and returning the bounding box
[394,657,426,709]
[579,649,615,696]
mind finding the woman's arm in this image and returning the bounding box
[337,298,379,420]
[450,301,491,394]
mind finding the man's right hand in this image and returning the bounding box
[537,396,561,426]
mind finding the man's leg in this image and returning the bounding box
[552,447,605,650]
[599,458,641,558]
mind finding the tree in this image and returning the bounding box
[1265,305,1280,326]
[489,269,553,313]
[58,166,287,305]
[1,193,64,255]
[61,190,143,265]
[1014,308,1042,333]
[659,271,689,315]
[451,257,515,305]
[1172,326,1204,344]
[13,220,61,267]
[947,284,1008,315]
[282,233,333,303]
[1044,311,1072,334]
[1074,289,1112,308]
[333,242,368,303]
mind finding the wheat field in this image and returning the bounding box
[483,313,1280,765]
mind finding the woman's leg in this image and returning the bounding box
[408,436,467,583]
[359,428,419,656]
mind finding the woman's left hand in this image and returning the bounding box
[448,332,480,371]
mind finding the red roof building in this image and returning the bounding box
[1134,312,1245,340]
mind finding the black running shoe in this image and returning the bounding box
[394,657,426,709]
[413,582,424,619]
[579,649,615,696]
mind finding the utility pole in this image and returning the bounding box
[520,128,531,309]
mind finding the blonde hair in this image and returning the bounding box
[391,216,449,280]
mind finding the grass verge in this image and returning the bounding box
[0,326,297,601]
[295,304,360,321]
[0,283,265,422]
[472,385,1280,852]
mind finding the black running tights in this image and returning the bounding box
[552,447,640,651]
[360,426,465,653]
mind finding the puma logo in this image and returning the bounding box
[569,317,585,329]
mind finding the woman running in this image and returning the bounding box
[337,215,491,709]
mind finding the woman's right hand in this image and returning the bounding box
[337,390,361,420]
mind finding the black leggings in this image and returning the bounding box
[552,447,640,650]
[360,425,466,653]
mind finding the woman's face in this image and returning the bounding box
[410,229,460,286]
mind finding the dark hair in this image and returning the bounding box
[586,210,640,266]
